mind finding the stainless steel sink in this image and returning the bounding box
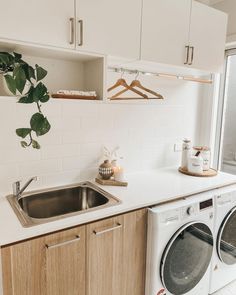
[7,182,120,227]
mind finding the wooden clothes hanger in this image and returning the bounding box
[109,72,163,100]
[130,79,163,99]
[107,72,148,99]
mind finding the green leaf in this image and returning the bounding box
[16,128,31,138]
[22,64,35,81]
[18,95,34,104]
[32,139,41,149]
[13,65,26,93]
[20,141,28,148]
[0,53,10,64]
[4,74,16,94]
[30,113,51,136]
[40,94,50,103]
[13,52,22,61]
[33,82,47,102]
[36,64,47,81]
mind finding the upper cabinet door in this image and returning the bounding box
[188,1,228,72]
[141,0,191,67]
[76,0,142,59]
[0,0,75,49]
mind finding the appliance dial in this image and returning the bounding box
[187,206,194,216]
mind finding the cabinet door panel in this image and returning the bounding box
[141,0,191,66]
[0,0,75,49]
[77,0,142,59]
[87,209,147,295]
[45,227,86,295]
[86,215,123,295]
[122,209,147,295]
[1,237,46,295]
[1,225,86,295]
[189,1,227,72]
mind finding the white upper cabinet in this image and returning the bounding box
[141,0,228,72]
[76,0,142,59]
[141,0,192,67]
[188,1,228,72]
[0,0,75,49]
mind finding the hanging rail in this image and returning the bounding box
[108,67,213,84]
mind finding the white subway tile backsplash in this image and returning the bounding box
[62,155,99,172]
[19,159,62,177]
[0,76,204,194]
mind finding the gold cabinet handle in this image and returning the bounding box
[78,19,84,46]
[184,46,190,65]
[93,223,122,236]
[46,235,80,249]
[189,46,194,65]
[69,18,75,45]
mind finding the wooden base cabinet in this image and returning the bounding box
[1,209,147,295]
[1,226,86,295]
[86,209,147,295]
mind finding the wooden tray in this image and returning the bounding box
[95,177,128,187]
[52,94,98,100]
[178,167,218,177]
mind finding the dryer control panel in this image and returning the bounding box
[200,198,213,210]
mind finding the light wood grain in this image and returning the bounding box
[45,226,86,295]
[1,226,86,295]
[86,209,147,295]
[95,177,128,187]
[1,236,46,295]
[1,210,147,295]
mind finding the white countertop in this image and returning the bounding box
[1,167,236,246]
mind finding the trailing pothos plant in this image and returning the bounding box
[0,52,50,149]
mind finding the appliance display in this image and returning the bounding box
[145,191,214,295]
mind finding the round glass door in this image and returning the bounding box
[217,207,236,265]
[160,222,213,295]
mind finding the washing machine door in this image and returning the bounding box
[160,221,213,295]
[217,206,236,265]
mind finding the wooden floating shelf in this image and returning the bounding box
[51,94,98,100]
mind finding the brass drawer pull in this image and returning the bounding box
[46,235,80,249]
[93,223,122,236]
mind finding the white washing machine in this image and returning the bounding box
[209,184,236,294]
[145,191,215,295]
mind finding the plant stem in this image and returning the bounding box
[27,132,33,147]
[36,102,42,113]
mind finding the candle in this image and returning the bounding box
[114,166,125,182]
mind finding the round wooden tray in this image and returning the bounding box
[178,167,218,177]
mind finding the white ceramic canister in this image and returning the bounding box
[181,139,192,170]
[193,147,211,171]
[188,156,203,174]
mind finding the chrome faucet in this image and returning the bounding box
[13,177,38,200]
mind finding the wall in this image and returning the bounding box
[0,73,205,195]
[211,0,236,42]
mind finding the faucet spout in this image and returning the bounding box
[13,177,38,200]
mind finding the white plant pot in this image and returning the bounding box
[1,74,31,96]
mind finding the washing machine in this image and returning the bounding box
[209,184,236,294]
[145,191,215,295]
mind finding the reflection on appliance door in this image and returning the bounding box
[161,222,213,295]
[217,206,236,265]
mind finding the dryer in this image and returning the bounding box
[145,191,214,295]
[210,185,236,294]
